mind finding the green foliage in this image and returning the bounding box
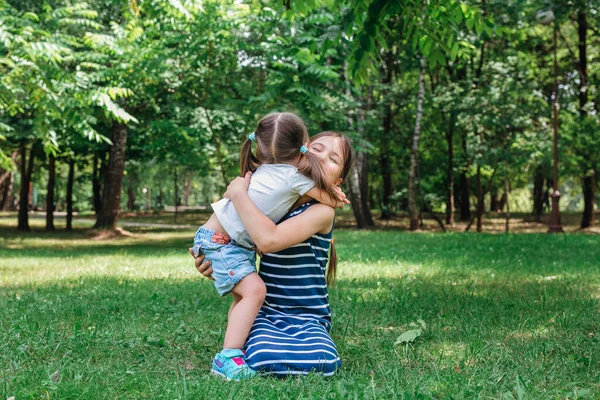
[1,0,598,222]
[0,0,138,163]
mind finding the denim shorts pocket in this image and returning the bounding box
[193,235,224,257]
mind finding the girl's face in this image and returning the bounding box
[308,135,345,186]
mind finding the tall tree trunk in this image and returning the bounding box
[459,134,471,221]
[92,154,103,215]
[94,122,128,230]
[476,164,483,232]
[578,10,594,228]
[582,175,595,228]
[445,113,455,226]
[174,166,179,223]
[0,152,17,211]
[127,185,136,211]
[0,170,14,211]
[183,170,192,206]
[457,44,487,224]
[18,142,35,231]
[346,103,374,229]
[343,62,374,229]
[498,192,507,212]
[408,57,426,231]
[45,154,55,231]
[66,159,74,231]
[505,166,510,233]
[357,100,373,225]
[347,155,372,228]
[532,166,545,222]
[380,51,394,220]
[490,190,498,213]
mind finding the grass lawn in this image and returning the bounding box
[1,218,599,398]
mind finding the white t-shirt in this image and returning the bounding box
[211,164,315,248]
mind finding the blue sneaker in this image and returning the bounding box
[211,349,256,381]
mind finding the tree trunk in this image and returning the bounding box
[544,178,552,212]
[357,103,372,224]
[476,164,483,232]
[158,187,164,209]
[380,51,394,220]
[0,152,17,211]
[582,174,595,228]
[459,134,471,221]
[532,165,545,222]
[498,192,507,212]
[45,154,56,231]
[379,153,393,219]
[18,142,35,231]
[92,154,103,215]
[346,105,374,229]
[343,61,374,229]
[490,190,498,213]
[505,167,510,233]
[66,159,74,231]
[347,155,373,228]
[127,185,136,211]
[445,113,455,226]
[18,142,29,231]
[94,122,128,230]
[578,10,594,228]
[183,170,192,206]
[174,166,179,223]
[0,170,14,211]
[408,57,426,231]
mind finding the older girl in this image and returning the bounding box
[193,131,353,376]
[193,114,347,380]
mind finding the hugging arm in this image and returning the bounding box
[224,173,334,254]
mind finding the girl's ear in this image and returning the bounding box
[334,178,343,186]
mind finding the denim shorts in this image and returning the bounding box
[192,226,257,296]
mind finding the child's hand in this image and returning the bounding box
[333,186,350,208]
[224,172,252,201]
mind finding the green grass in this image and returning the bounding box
[1,220,599,399]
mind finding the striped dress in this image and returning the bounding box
[244,201,342,376]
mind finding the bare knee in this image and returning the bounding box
[247,278,266,302]
[234,274,266,303]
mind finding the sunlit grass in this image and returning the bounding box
[1,218,599,398]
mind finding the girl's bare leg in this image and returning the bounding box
[223,273,266,349]
[228,296,239,321]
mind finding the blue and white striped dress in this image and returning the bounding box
[244,201,342,376]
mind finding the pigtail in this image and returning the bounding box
[240,138,261,176]
[326,239,337,286]
[299,151,341,202]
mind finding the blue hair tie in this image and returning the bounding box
[248,132,256,141]
[300,145,308,154]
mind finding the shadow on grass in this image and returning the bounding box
[1,272,598,397]
[0,224,194,258]
[2,219,599,397]
[2,230,600,281]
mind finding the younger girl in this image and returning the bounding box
[192,112,346,380]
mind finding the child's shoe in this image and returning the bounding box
[211,349,256,381]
